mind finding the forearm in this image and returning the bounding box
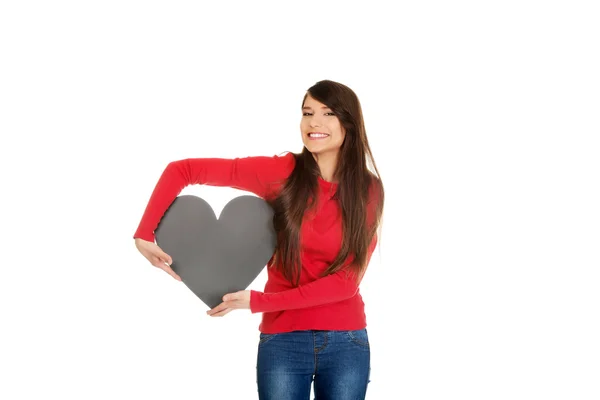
[250,233,378,313]
[133,154,293,242]
[250,269,360,313]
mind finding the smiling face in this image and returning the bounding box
[300,94,346,157]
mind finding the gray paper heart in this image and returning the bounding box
[154,195,276,309]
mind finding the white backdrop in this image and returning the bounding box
[1,1,599,399]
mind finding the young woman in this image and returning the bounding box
[133,79,385,399]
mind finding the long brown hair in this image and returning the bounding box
[269,80,384,287]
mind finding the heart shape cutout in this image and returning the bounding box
[154,194,276,309]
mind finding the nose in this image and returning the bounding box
[309,115,323,128]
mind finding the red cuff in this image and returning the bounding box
[250,290,264,313]
[133,231,155,243]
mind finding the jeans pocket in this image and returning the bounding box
[258,333,278,346]
[345,328,370,349]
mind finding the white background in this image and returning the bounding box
[1,1,599,399]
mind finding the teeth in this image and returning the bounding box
[309,133,328,138]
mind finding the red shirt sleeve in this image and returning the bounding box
[250,177,382,313]
[250,233,378,313]
[133,153,295,242]
[366,176,382,229]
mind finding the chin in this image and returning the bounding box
[304,144,323,154]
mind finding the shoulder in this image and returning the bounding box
[367,173,383,204]
[237,151,296,178]
[276,151,297,169]
[257,152,297,200]
[251,151,297,189]
[270,151,297,179]
[365,173,384,228]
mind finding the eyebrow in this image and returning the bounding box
[302,106,331,110]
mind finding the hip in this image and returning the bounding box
[257,328,371,354]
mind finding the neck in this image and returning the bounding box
[312,151,339,182]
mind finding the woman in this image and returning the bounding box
[133,79,384,399]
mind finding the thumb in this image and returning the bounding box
[160,251,172,265]
[223,292,239,302]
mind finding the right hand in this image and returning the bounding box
[134,238,182,281]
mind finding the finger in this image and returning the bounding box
[152,258,181,281]
[163,266,182,281]
[150,256,163,268]
[160,251,173,266]
[207,302,226,316]
[210,308,233,317]
[207,301,233,316]
[151,255,169,269]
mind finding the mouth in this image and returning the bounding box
[308,132,330,139]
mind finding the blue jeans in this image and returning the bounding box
[256,329,371,399]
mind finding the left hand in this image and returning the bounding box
[207,290,251,317]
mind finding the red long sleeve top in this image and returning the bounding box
[133,152,379,333]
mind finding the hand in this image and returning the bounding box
[134,237,182,281]
[207,290,251,317]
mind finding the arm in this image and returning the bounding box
[250,177,382,313]
[249,234,378,313]
[133,153,295,242]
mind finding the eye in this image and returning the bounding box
[302,112,335,116]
